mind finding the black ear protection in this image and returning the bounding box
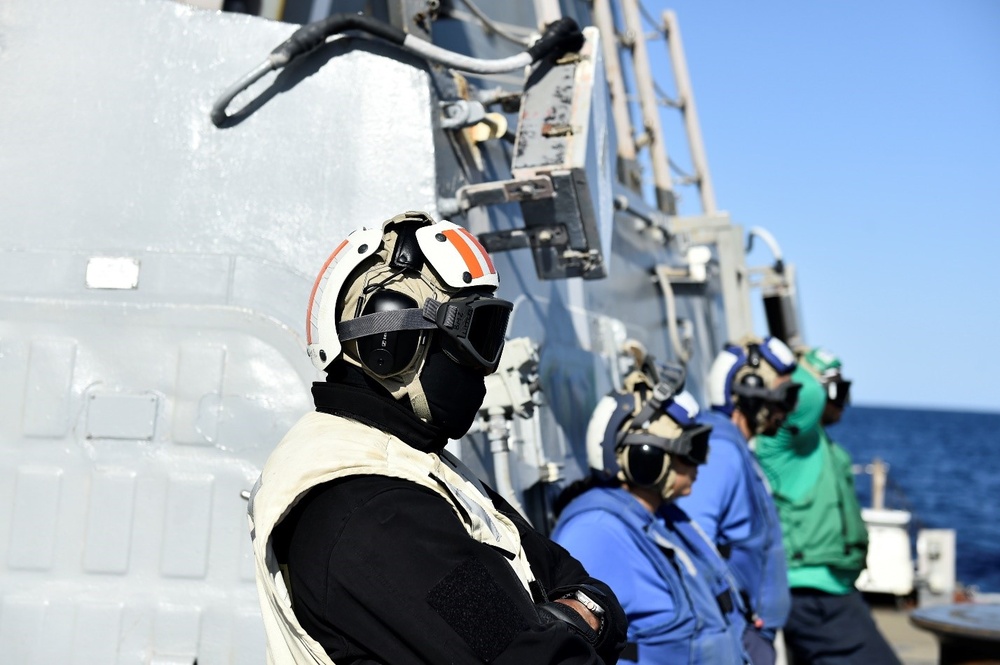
[735,344,765,420]
[732,343,801,433]
[356,290,425,377]
[618,444,671,487]
[827,377,852,409]
[610,364,710,489]
[604,386,671,488]
[355,221,428,378]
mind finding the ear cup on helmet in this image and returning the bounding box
[356,290,424,378]
[735,371,765,428]
[737,372,764,406]
[618,444,670,487]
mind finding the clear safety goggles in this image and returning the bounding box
[338,292,513,374]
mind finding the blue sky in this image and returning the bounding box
[643,1,1000,412]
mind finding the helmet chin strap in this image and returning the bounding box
[404,374,432,421]
[344,339,436,422]
[753,403,773,435]
[658,464,680,502]
[381,351,434,422]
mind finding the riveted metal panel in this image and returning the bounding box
[7,466,63,570]
[82,469,138,574]
[153,602,202,662]
[173,345,226,445]
[71,601,125,665]
[0,596,47,662]
[0,0,441,273]
[85,392,159,440]
[22,339,77,438]
[161,474,215,578]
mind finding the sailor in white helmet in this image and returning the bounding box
[248,211,627,665]
[551,351,749,665]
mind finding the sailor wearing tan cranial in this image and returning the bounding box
[248,211,627,665]
[551,350,750,665]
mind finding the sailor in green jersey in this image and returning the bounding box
[755,348,900,664]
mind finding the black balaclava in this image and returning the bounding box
[315,360,449,453]
[419,336,487,440]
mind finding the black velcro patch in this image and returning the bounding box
[621,641,639,662]
[426,557,529,662]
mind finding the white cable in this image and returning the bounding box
[401,35,533,73]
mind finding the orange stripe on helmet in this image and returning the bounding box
[443,229,485,279]
[456,227,496,275]
[305,238,349,344]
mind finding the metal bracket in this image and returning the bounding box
[439,99,487,130]
[455,176,555,210]
[478,225,569,253]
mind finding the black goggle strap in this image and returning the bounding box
[336,305,437,342]
[617,427,710,466]
[735,379,799,409]
[337,297,510,365]
[338,297,490,341]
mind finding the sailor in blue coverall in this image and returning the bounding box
[552,358,749,665]
[677,336,800,665]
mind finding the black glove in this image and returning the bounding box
[541,584,628,665]
[537,600,600,643]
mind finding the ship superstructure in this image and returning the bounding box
[0,0,826,662]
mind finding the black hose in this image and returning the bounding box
[211,15,584,127]
[269,14,407,66]
[528,17,584,62]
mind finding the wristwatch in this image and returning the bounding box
[571,589,605,617]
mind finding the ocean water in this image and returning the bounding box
[831,406,1000,593]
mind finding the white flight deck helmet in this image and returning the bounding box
[305,211,512,421]
[586,362,711,501]
[707,335,800,433]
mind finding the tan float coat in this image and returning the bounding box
[248,411,536,664]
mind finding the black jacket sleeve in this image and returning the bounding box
[485,486,629,663]
[276,475,622,665]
